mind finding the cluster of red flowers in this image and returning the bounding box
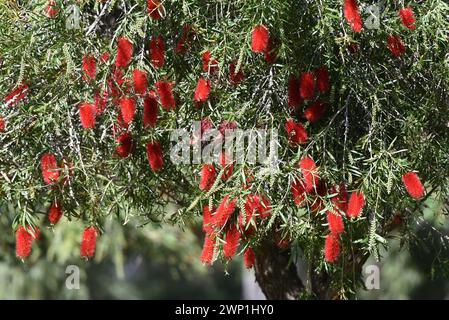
[286,66,330,146]
[251,24,278,63]
[199,161,271,267]
[16,226,41,259]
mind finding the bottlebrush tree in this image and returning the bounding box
[1,0,448,300]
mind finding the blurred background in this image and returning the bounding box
[0,195,448,300]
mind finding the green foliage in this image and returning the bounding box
[0,0,448,298]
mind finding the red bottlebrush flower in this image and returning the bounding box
[218,121,237,138]
[45,1,58,18]
[194,77,211,103]
[229,62,244,85]
[315,66,330,93]
[299,72,315,100]
[347,191,365,218]
[285,119,308,145]
[146,141,164,172]
[133,69,148,95]
[199,164,217,191]
[324,234,340,263]
[116,112,129,132]
[115,37,133,68]
[143,92,158,128]
[119,97,136,125]
[100,52,110,63]
[201,234,215,265]
[82,55,96,81]
[288,76,302,108]
[387,35,406,57]
[155,81,176,110]
[249,194,272,220]
[202,205,215,235]
[402,172,425,200]
[4,83,29,107]
[149,36,165,68]
[48,201,63,225]
[202,51,219,75]
[0,117,6,132]
[344,0,363,33]
[244,247,256,269]
[300,156,319,193]
[176,24,194,55]
[94,90,108,114]
[326,210,345,235]
[41,153,60,185]
[16,226,39,259]
[219,152,234,181]
[80,226,98,259]
[330,183,349,214]
[213,195,237,229]
[251,25,269,53]
[304,100,327,123]
[292,178,306,206]
[399,7,416,30]
[224,224,240,260]
[147,0,164,20]
[115,132,134,158]
[79,103,96,129]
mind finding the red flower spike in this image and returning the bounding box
[147,0,164,20]
[119,97,136,125]
[0,118,6,132]
[315,66,330,93]
[155,81,176,110]
[82,55,96,81]
[402,172,425,200]
[146,141,164,172]
[16,226,39,259]
[326,210,345,235]
[4,83,29,107]
[291,178,307,206]
[100,52,110,63]
[133,69,148,95]
[399,7,416,30]
[202,206,215,235]
[244,248,256,269]
[80,226,98,259]
[201,234,215,265]
[115,37,133,68]
[41,153,60,185]
[224,224,240,260]
[45,1,58,18]
[213,195,237,229]
[288,76,302,108]
[387,35,406,57]
[229,62,244,85]
[304,100,327,123]
[149,36,165,68]
[194,77,211,103]
[330,183,349,214]
[202,51,219,75]
[299,72,315,100]
[143,92,158,128]
[285,119,308,145]
[199,164,217,191]
[94,90,108,114]
[251,25,269,53]
[115,132,134,159]
[324,233,341,263]
[48,201,63,225]
[347,191,365,218]
[176,24,194,55]
[79,103,96,129]
[344,0,363,33]
[299,156,319,193]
